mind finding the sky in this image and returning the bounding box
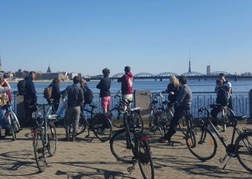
[0,0,252,77]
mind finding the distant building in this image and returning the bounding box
[207,65,211,75]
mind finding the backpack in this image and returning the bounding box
[17,79,27,95]
[216,86,228,106]
[84,86,93,104]
[43,86,53,100]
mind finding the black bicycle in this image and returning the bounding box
[110,100,154,179]
[186,104,252,173]
[109,90,144,132]
[65,104,113,142]
[32,104,58,172]
[2,103,22,141]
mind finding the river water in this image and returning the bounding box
[9,79,252,117]
[9,79,252,94]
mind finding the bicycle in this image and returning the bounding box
[110,99,154,179]
[149,92,172,138]
[32,103,58,172]
[150,92,193,138]
[109,90,144,132]
[1,103,22,141]
[185,104,252,173]
[65,104,113,142]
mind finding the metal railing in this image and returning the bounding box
[11,91,249,119]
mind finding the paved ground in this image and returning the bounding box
[0,121,252,179]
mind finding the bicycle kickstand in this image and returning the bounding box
[219,153,233,170]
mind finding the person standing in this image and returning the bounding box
[3,73,12,103]
[219,73,232,110]
[96,68,111,113]
[62,76,84,141]
[162,75,192,144]
[117,66,134,109]
[0,76,11,137]
[166,75,180,110]
[24,71,37,127]
[48,77,61,111]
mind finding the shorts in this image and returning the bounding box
[101,96,111,110]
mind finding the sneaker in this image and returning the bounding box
[216,125,222,131]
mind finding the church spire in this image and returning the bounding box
[46,64,51,73]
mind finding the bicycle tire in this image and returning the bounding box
[138,139,154,179]
[47,122,57,156]
[110,129,135,164]
[10,111,21,133]
[178,116,187,136]
[5,113,16,141]
[92,114,112,142]
[76,115,87,136]
[33,129,46,172]
[235,132,252,173]
[186,125,217,161]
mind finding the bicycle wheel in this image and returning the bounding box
[186,125,217,161]
[33,129,46,172]
[110,129,134,164]
[47,122,57,156]
[235,132,252,173]
[128,111,144,132]
[76,115,87,136]
[178,116,187,136]
[138,139,154,179]
[92,114,112,142]
[6,114,16,141]
[10,111,21,133]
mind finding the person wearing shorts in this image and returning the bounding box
[96,68,111,113]
[117,66,134,110]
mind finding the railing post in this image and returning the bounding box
[248,89,252,123]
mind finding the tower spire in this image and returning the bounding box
[188,51,191,73]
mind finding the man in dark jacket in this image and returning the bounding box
[62,76,84,141]
[24,71,37,127]
[96,68,111,113]
[117,66,134,110]
[162,75,192,145]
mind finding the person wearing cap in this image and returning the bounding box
[117,66,134,110]
[96,68,111,113]
[219,73,232,110]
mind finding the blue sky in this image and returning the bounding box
[0,0,252,76]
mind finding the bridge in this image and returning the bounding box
[86,71,252,81]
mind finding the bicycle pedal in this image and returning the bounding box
[127,166,135,173]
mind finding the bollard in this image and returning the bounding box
[248,89,252,123]
[134,90,151,127]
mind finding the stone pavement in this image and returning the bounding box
[0,122,252,179]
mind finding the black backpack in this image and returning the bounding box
[17,79,27,95]
[84,86,93,104]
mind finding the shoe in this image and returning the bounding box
[159,137,169,143]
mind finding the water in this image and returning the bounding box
[8,79,252,117]
[9,79,252,94]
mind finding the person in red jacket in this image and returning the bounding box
[117,66,134,110]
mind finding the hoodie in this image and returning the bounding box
[117,71,134,95]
